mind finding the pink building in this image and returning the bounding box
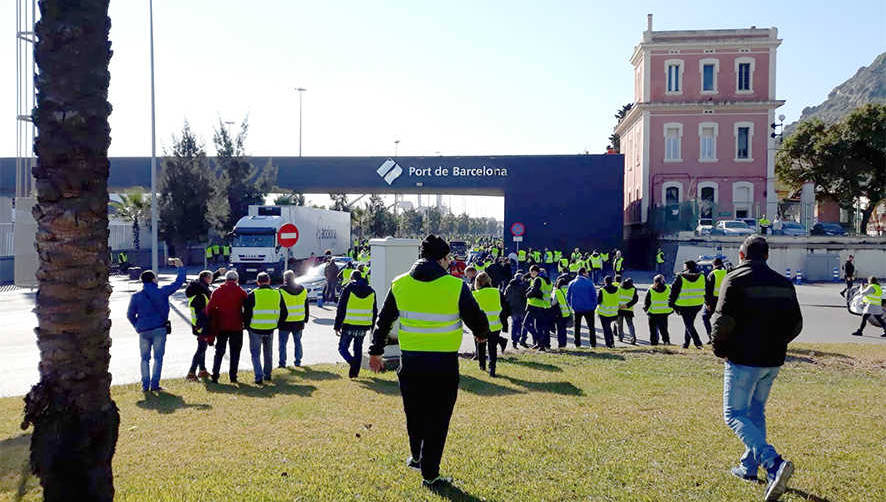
[615,15,783,231]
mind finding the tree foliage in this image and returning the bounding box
[776,104,886,230]
[110,189,151,250]
[607,103,633,152]
[274,192,306,206]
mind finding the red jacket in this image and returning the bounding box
[207,281,247,333]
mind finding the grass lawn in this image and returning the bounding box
[1,343,884,501]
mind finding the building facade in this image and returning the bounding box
[616,15,783,231]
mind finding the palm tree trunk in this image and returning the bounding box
[133,217,141,251]
[22,1,119,500]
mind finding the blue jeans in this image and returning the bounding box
[591,268,601,284]
[510,312,524,344]
[139,327,167,390]
[249,330,274,382]
[278,329,303,367]
[338,328,366,376]
[723,361,781,474]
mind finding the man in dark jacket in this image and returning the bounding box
[185,267,225,381]
[368,235,489,489]
[278,270,310,368]
[244,272,288,384]
[668,260,706,349]
[839,255,855,297]
[503,273,527,349]
[207,270,248,383]
[323,253,340,306]
[485,259,504,288]
[711,236,801,501]
[335,270,377,378]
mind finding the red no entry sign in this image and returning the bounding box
[510,222,525,237]
[277,223,300,248]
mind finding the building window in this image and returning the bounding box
[663,122,682,161]
[733,182,754,219]
[700,58,719,93]
[699,122,718,162]
[735,57,755,93]
[665,59,683,94]
[734,122,754,161]
[663,182,682,206]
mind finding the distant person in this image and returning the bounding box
[615,277,638,344]
[567,267,597,348]
[551,276,572,349]
[702,258,727,344]
[851,276,885,338]
[839,255,855,298]
[472,272,509,376]
[524,266,553,351]
[185,267,225,381]
[503,272,527,349]
[669,260,705,349]
[596,275,619,348]
[207,270,248,383]
[278,270,310,368]
[643,274,672,345]
[464,266,478,290]
[243,272,285,385]
[334,270,377,378]
[322,252,339,307]
[126,258,186,392]
[711,235,801,501]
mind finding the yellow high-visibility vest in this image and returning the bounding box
[392,273,464,352]
[675,275,705,307]
[249,288,281,330]
[473,287,503,332]
[647,287,673,314]
[188,293,209,333]
[279,288,307,322]
[344,292,375,326]
[596,288,619,318]
[710,269,727,298]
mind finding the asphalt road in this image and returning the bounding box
[1,270,882,397]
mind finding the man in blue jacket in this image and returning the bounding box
[567,267,598,348]
[127,258,187,392]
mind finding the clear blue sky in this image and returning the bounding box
[2,1,884,217]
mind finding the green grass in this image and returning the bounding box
[1,343,885,501]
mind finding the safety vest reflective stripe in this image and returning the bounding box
[614,257,624,271]
[711,269,727,298]
[250,289,281,330]
[864,284,882,305]
[554,288,571,318]
[648,287,673,314]
[473,287,503,331]
[279,289,307,322]
[617,286,635,311]
[590,256,602,268]
[345,292,375,326]
[596,289,619,317]
[393,274,464,352]
[675,276,705,307]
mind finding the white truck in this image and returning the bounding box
[230,205,350,283]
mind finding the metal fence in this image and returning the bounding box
[0,222,151,258]
[0,224,12,257]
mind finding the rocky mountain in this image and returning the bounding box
[783,51,886,137]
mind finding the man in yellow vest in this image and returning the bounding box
[551,276,572,349]
[851,276,886,337]
[118,251,130,272]
[368,235,490,490]
[655,247,666,278]
[471,271,510,377]
[278,270,310,369]
[702,258,727,343]
[185,267,225,381]
[596,275,620,348]
[589,250,603,284]
[616,277,638,344]
[668,260,705,349]
[244,272,285,384]
[524,265,553,351]
[335,270,377,378]
[643,274,672,345]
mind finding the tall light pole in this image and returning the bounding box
[394,139,400,157]
[295,87,306,156]
[149,0,158,273]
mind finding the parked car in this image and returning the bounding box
[711,220,755,236]
[293,264,326,301]
[695,223,713,236]
[697,255,735,275]
[811,222,848,236]
[740,218,757,230]
[779,222,807,236]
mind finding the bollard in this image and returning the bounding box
[785,267,791,280]
[832,266,840,282]
[794,270,803,285]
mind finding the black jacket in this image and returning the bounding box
[278,283,310,332]
[184,270,223,335]
[844,261,855,278]
[369,259,490,358]
[526,275,550,303]
[711,260,803,367]
[668,271,704,310]
[503,277,527,314]
[486,262,504,288]
[334,277,377,332]
[243,285,289,335]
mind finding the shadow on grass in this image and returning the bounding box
[136,391,212,414]
[426,481,486,502]
[788,348,852,359]
[786,487,832,502]
[289,366,342,381]
[557,350,625,361]
[500,358,563,372]
[498,375,583,396]
[203,379,318,399]
[356,377,400,396]
[0,433,33,500]
[459,375,522,396]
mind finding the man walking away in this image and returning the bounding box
[712,235,802,501]
[669,260,705,349]
[551,276,572,349]
[589,250,603,284]
[368,235,490,490]
[503,272,527,349]
[207,270,247,383]
[244,272,285,384]
[851,276,886,337]
[643,274,672,345]
[702,258,727,343]
[567,268,597,348]
[472,272,510,376]
[321,250,339,307]
[278,270,309,368]
[616,277,638,344]
[185,268,225,381]
[839,255,855,298]
[525,266,553,351]
[655,247,666,278]
[126,258,186,392]
[335,270,377,378]
[596,276,619,348]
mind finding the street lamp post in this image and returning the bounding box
[394,139,400,157]
[149,0,158,273]
[295,87,306,156]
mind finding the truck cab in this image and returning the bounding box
[230,215,286,284]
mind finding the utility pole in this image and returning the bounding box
[295,87,307,156]
[149,0,158,273]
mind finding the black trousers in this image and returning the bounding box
[648,313,670,345]
[574,311,596,347]
[678,306,703,347]
[598,315,616,347]
[212,330,244,380]
[398,355,459,481]
[859,313,886,333]
[189,338,208,373]
[475,331,504,375]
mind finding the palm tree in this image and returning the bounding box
[111,190,151,250]
[22,1,119,500]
